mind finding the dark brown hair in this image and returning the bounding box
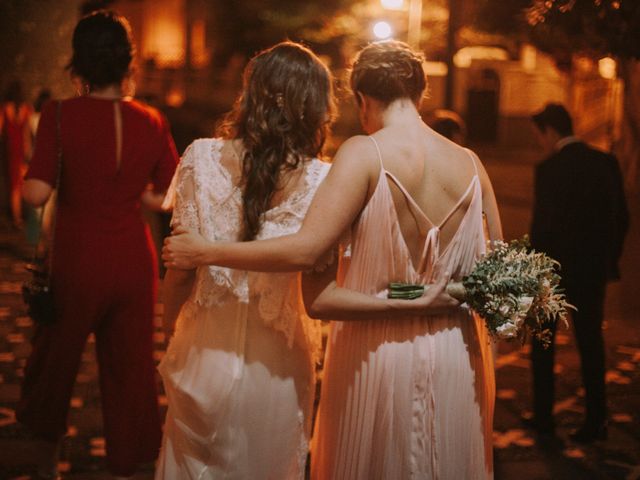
[532,103,574,137]
[350,41,426,106]
[218,41,335,241]
[68,10,134,90]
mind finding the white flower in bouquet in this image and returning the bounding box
[388,237,573,347]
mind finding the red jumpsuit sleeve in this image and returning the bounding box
[151,114,179,193]
[25,101,58,186]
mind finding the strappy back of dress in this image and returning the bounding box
[368,136,485,282]
[342,136,486,294]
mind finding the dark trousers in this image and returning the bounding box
[17,237,162,477]
[531,278,607,430]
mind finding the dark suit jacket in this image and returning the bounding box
[530,141,628,284]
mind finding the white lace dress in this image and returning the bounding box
[155,139,330,480]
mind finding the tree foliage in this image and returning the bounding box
[528,0,640,61]
[475,0,640,62]
[207,0,352,64]
[474,0,532,38]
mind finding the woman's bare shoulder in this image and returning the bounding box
[332,135,379,169]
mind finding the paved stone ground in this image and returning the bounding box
[0,142,639,479]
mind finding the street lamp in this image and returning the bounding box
[598,56,618,150]
[373,21,393,40]
[379,0,422,49]
[598,57,616,80]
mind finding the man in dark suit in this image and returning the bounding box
[528,103,628,444]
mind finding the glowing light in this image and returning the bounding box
[453,46,509,68]
[424,61,448,76]
[190,19,210,68]
[373,21,393,39]
[598,57,616,80]
[142,0,186,68]
[381,0,404,10]
[520,44,537,72]
[165,86,185,107]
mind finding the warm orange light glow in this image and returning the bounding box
[598,57,616,80]
[142,0,186,68]
[190,19,210,69]
[521,44,537,72]
[381,0,404,10]
[454,46,509,68]
[165,86,185,107]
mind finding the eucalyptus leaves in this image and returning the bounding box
[388,237,573,347]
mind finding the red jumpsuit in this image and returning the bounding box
[1,102,31,187]
[17,96,178,476]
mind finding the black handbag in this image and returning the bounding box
[22,101,62,325]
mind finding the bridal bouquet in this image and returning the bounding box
[388,237,573,347]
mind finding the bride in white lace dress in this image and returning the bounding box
[154,43,334,479]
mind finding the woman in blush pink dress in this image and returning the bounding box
[164,41,502,479]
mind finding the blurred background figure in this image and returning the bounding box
[29,89,52,139]
[18,11,178,480]
[428,108,467,145]
[24,88,53,246]
[526,103,628,445]
[1,80,33,229]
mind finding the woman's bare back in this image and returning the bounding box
[366,123,482,269]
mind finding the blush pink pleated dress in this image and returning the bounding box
[311,137,495,480]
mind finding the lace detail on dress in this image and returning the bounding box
[251,158,331,364]
[166,138,247,305]
[166,138,330,362]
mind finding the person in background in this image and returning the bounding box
[24,88,53,246]
[29,89,52,139]
[19,11,178,479]
[1,80,33,228]
[526,103,629,444]
[430,108,466,146]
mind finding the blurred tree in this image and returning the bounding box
[475,0,640,191]
[300,0,455,62]
[206,0,468,68]
[207,0,353,65]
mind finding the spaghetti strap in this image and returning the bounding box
[385,170,431,226]
[437,178,477,229]
[465,148,479,176]
[368,137,428,221]
[368,136,385,171]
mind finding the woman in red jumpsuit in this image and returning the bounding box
[19,11,178,479]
